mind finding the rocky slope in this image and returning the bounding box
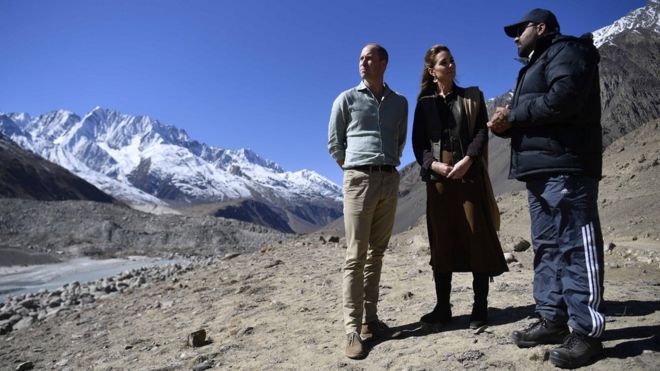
[0,133,117,204]
[492,119,660,243]
[0,199,286,265]
[598,26,660,146]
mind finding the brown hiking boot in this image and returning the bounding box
[360,320,398,341]
[344,331,365,359]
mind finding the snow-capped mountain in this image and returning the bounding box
[0,107,342,232]
[592,0,659,48]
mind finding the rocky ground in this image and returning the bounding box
[0,226,658,370]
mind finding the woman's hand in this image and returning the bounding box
[447,156,473,179]
[431,161,453,177]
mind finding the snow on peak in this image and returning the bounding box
[231,148,284,172]
[0,107,342,206]
[7,112,32,125]
[592,0,659,48]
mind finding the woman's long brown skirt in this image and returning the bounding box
[426,168,508,275]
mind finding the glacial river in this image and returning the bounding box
[0,256,185,300]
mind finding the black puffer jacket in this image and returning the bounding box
[502,33,602,180]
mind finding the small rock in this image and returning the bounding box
[187,329,207,347]
[0,322,11,335]
[16,362,34,371]
[264,260,283,268]
[319,236,327,244]
[512,239,531,252]
[48,298,62,308]
[457,350,484,363]
[13,316,34,331]
[0,311,12,321]
[193,361,213,371]
[328,236,340,243]
[223,253,240,261]
[402,291,414,300]
[504,253,517,264]
[54,359,69,367]
[19,299,39,310]
[237,327,254,336]
[529,349,550,361]
[607,242,616,252]
[160,300,174,308]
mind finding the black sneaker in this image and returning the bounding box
[549,331,603,369]
[511,318,569,348]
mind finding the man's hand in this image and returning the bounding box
[487,105,512,134]
[447,156,473,179]
[431,161,453,177]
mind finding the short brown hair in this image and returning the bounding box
[365,43,389,62]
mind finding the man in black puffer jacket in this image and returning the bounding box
[489,9,605,369]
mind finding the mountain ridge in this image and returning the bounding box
[0,107,343,233]
[0,133,118,204]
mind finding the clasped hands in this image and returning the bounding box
[487,105,512,134]
[432,156,473,180]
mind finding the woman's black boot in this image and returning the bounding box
[420,272,452,325]
[470,273,489,329]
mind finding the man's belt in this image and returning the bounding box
[347,165,396,172]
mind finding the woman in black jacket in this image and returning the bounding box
[412,45,508,328]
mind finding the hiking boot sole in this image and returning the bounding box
[549,350,601,369]
[345,351,366,360]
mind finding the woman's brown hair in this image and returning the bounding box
[417,44,453,100]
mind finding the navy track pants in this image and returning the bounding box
[526,174,605,338]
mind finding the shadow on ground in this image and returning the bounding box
[363,300,659,359]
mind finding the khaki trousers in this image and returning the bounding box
[342,169,399,333]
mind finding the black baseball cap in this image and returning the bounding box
[504,8,560,37]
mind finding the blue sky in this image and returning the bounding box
[0,0,645,185]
